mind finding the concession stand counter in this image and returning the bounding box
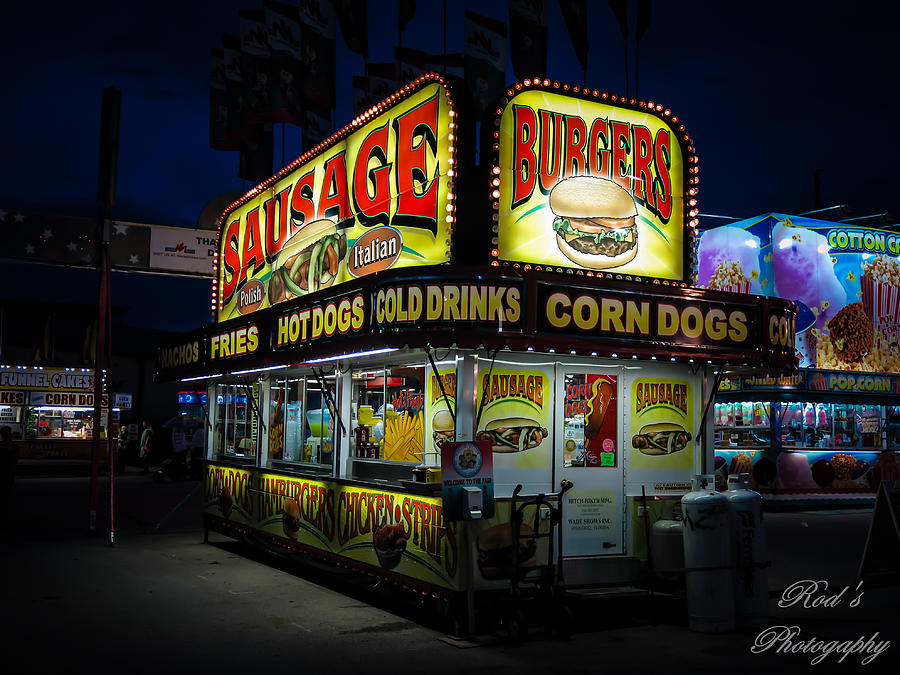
[0,365,112,470]
[698,214,900,503]
[156,75,796,621]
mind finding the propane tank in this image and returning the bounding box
[681,474,734,633]
[724,473,769,628]
[651,519,684,579]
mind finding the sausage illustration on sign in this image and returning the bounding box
[476,417,548,453]
[631,423,692,455]
[267,219,348,306]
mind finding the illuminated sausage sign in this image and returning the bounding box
[491,80,697,283]
[216,74,457,323]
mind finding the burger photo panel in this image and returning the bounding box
[476,360,554,495]
[493,86,689,282]
[426,364,457,464]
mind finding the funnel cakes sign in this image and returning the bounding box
[491,79,696,283]
[215,74,457,322]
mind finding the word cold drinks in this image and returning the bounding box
[374,283,522,327]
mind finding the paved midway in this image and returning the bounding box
[3,471,897,674]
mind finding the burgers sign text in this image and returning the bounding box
[495,84,689,281]
[217,77,455,322]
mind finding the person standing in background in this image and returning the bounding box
[117,425,129,469]
[1,425,20,528]
[140,420,154,473]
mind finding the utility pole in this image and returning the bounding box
[90,86,120,543]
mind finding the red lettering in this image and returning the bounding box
[654,128,673,222]
[239,208,265,288]
[352,122,391,228]
[563,114,587,178]
[222,218,241,302]
[611,120,632,192]
[512,105,537,210]
[264,187,292,262]
[317,153,351,223]
[588,118,610,177]
[289,169,316,233]
[631,124,655,211]
[538,110,564,194]
[392,89,439,234]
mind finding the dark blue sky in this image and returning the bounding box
[2,1,899,331]
[3,1,898,227]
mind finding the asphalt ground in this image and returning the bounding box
[2,470,898,674]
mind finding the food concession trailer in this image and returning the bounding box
[0,365,112,470]
[155,75,796,625]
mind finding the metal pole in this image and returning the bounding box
[91,85,120,534]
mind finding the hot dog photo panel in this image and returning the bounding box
[628,376,695,476]
[476,364,552,474]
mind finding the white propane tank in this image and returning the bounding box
[681,474,734,633]
[724,473,769,628]
[651,519,684,578]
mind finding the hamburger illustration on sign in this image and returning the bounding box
[550,176,639,270]
[493,80,692,282]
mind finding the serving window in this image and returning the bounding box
[26,406,106,439]
[267,371,337,470]
[213,384,257,459]
[349,363,430,464]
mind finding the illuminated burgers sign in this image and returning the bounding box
[491,79,696,283]
[215,74,457,322]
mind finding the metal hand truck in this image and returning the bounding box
[502,479,574,643]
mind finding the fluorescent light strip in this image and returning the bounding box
[33,406,97,412]
[304,347,398,365]
[180,374,223,382]
[230,365,289,376]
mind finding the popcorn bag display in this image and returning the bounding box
[861,257,900,326]
[707,260,751,294]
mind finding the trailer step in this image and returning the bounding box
[561,586,651,600]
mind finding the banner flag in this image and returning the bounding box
[398,0,416,33]
[394,46,427,84]
[302,103,331,153]
[464,11,507,118]
[238,123,274,183]
[263,0,304,127]
[210,48,239,150]
[239,9,274,123]
[636,0,652,41]
[299,0,336,111]
[223,34,255,143]
[425,53,464,79]
[352,75,372,116]
[608,0,629,38]
[335,0,368,58]
[558,0,589,74]
[509,0,548,81]
[366,62,398,104]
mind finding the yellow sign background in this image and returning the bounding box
[477,366,551,469]
[629,378,693,471]
[497,90,685,279]
[203,465,461,590]
[218,81,454,322]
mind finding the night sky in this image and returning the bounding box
[2,1,899,331]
